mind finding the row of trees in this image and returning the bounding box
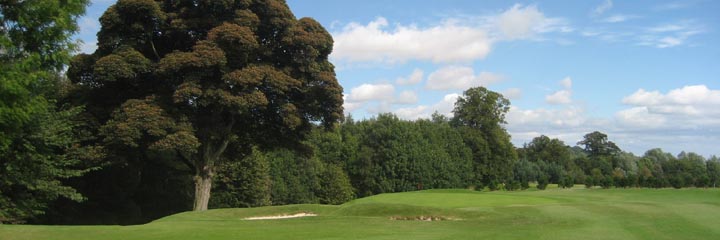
[203,113,720,217]
[514,133,720,190]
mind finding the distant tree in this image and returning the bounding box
[537,174,549,190]
[513,159,539,189]
[0,0,93,223]
[452,87,517,187]
[707,157,720,188]
[578,131,620,157]
[67,0,343,211]
[584,176,594,188]
[640,149,674,187]
[601,176,613,189]
[590,168,604,188]
[559,174,574,189]
[612,168,626,188]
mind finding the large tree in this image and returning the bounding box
[67,0,343,211]
[577,131,620,157]
[451,87,517,187]
[0,0,92,222]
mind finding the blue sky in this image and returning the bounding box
[76,0,720,157]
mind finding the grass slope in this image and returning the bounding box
[2,186,719,240]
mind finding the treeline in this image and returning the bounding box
[208,113,720,213]
[3,0,719,226]
[10,84,720,225]
[515,134,720,189]
[298,116,720,194]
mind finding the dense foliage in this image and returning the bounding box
[0,0,94,223]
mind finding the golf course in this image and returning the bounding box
[1,186,718,240]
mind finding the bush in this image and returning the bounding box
[585,176,594,188]
[601,176,613,189]
[669,176,685,189]
[560,176,574,189]
[537,175,549,190]
[317,164,354,205]
[695,175,710,188]
[505,181,521,191]
[521,180,530,190]
[488,180,501,191]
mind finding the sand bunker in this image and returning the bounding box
[243,213,317,220]
[389,216,457,221]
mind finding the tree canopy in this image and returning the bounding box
[67,0,343,211]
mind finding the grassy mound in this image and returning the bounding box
[2,187,719,240]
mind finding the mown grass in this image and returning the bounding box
[2,186,719,240]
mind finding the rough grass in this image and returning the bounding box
[2,186,719,240]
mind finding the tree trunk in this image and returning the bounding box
[193,168,213,211]
[192,138,230,211]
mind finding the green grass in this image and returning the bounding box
[2,187,719,239]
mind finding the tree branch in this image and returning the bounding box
[178,152,196,174]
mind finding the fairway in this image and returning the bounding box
[1,187,719,240]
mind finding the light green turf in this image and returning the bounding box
[2,186,719,240]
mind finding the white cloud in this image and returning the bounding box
[494,4,571,40]
[367,102,393,114]
[505,84,720,156]
[627,85,720,105]
[560,77,572,89]
[506,105,601,148]
[332,17,492,64]
[343,102,364,113]
[622,85,720,113]
[593,0,613,15]
[615,107,667,129]
[425,66,503,90]
[394,93,460,120]
[616,84,720,133]
[507,105,589,130]
[545,77,573,104]
[395,105,429,120]
[653,2,690,11]
[545,90,573,105]
[639,21,705,48]
[582,20,705,48]
[434,93,461,115]
[342,95,364,113]
[502,88,523,100]
[622,89,663,105]
[396,68,424,85]
[346,83,395,102]
[331,4,570,65]
[394,90,419,105]
[600,14,639,23]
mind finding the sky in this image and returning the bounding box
[75,0,720,157]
